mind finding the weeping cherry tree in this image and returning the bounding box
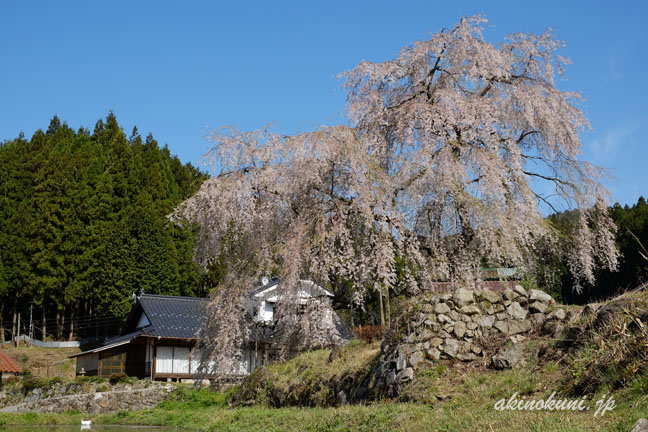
[172,16,618,371]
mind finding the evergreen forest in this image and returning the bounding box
[0,113,209,341]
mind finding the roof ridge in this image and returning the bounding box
[139,294,209,301]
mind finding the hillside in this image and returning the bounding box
[0,114,209,341]
[3,286,648,430]
[217,286,648,431]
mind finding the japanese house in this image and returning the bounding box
[71,279,348,381]
[70,294,209,380]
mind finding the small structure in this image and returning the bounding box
[242,278,350,373]
[71,294,209,381]
[247,278,335,323]
[0,348,22,384]
[71,280,350,380]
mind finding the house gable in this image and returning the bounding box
[249,278,334,322]
[136,312,151,329]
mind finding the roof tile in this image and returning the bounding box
[0,349,22,373]
[138,295,209,339]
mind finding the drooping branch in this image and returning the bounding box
[172,15,619,365]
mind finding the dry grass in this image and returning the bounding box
[2,345,79,380]
[350,325,386,342]
[3,337,648,430]
[269,340,380,390]
[560,289,648,396]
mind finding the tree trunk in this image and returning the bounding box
[69,307,74,341]
[378,289,385,327]
[56,311,61,340]
[11,304,16,346]
[16,313,21,347]
[0,303,4,344]
[385,284,391,327]
[61,309,65,340]
[386,222,393,327]
[42,308,47,341]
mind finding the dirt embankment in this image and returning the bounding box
[232,286,648,409]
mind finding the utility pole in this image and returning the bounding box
[29,304,33,346]
[16,313,21,347]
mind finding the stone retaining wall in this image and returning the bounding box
[0,380,175,414]
[365,285,571,397]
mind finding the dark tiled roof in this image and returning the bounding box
[104,329,144,346]
[138,294,209,339]
[0,348,22,373]
[70,330,144,358]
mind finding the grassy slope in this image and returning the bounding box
[1,386,646,431]
[2,345,647,431]
[1,345,79,380]
[4,292,648,431]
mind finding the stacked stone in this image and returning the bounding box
[376,285,570,393]
[0,380,175,414]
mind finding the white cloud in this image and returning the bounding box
[586,117,647,165]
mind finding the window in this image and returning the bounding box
[260,301,274,321]
[99,350,125,376]
[156,346,191,374]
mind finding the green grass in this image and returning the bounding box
[231,340,382,406]
[1,396,646,431]
[268,339,381,389]
[2,362,648,431]
[5,291,648,431]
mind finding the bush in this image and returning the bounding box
[47,376,62,387]
[21,375,45,393]
[109,373,128,385]
[1,375,20,387]
[96,384,110,393]
[160,386,229,409]
[351,325,386,342]
[75,375,107,385]
[560,292,648,395]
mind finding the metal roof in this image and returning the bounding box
[69,294,210,358]
[248,277,280,296]
[248,278,333,298]
[69,330,144,358]
[137,294,209,339]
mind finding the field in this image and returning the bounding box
[3,291,648,431]
[1,347,647,431]
[1,345,79,380]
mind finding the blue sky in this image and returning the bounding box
[1,1,646,207]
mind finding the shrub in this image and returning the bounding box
[109,372,128,385]
[351,325,386,342]
[1,376,20,387]
[160,386,229,409]
[21,375,46,393]
[47,376,62,387]
[75,375,106,385]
